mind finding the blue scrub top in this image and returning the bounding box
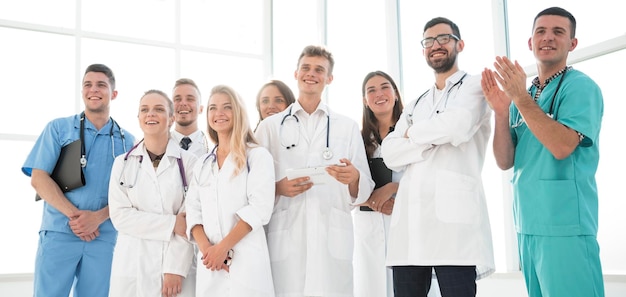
[22,113,135,243]
[510,69,603,237]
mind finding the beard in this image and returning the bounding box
[426,49,457,73]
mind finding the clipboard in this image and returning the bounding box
[35,139,86,201]
[361,158,392,211]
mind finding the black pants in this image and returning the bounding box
[392,265,477,297]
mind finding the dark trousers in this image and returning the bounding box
[393,265,477,297]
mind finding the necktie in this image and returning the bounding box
[180,137,192,150]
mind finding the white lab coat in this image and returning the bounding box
[381,72,495,279]
[352,146,442,297]
[185,145,276,297]
[108,139,197,297]
[255,102,374,297]
[352,144,398,297]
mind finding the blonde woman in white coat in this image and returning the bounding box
[108,90,197,297]
[186,85,275,296]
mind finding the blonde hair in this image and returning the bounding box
[207,85,257,176]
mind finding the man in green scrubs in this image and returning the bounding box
[480,6,605,297]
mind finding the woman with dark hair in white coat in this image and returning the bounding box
[108,90,197,297]
[186,85,276,296]
[355,71,441,297]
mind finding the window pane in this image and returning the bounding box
[181,0,263,55]
[0,0,74,28]
[575,49,626,274]
[81,38,177,137]
[0,28,76,135]
[0,139,43,273]
[272,0,321,89]
[81,0,175,43]
[327,0,390,123]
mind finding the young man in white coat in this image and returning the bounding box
[171,78,210,156]
[381,17,495,297]
[255,45,375,297]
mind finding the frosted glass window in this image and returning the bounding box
[81,0,176,42]
[181,0,263,54]
[326,0,390,123]
[272,0,321,90]
[0,0,74,28]
[0,28,76,135]
[0,140,43,274]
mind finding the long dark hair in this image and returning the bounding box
[360,71,404,158]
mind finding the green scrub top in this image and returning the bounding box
[510,69,603,236]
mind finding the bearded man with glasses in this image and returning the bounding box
[381,17,495,297]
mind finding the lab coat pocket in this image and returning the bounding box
[267,208,290,262]
[328,207,353,260]
[435,170,479,224]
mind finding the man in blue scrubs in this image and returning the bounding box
[22,64,135,297]
[481,7,605,297]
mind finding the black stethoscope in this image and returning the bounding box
[280,105,333,160]
[512,67,568,128]
[406,73,467,126]
[79,112,127,168]
[118,139,188,195]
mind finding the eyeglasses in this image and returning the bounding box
[420,34,460,48]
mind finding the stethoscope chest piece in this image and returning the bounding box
[322,148,333,160]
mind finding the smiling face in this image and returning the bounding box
[207,92,233,136]
[422,23,463,74]
[529,14,577,69]
[138,92,174,137]
[294,55,333,96]
[82,71,117,113]
[172,83,202,127]
[258,84,289,119]
[364,75,396,118]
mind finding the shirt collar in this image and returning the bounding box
[291,100,330,117]
[171,129,203,142]
[532,66,571,89]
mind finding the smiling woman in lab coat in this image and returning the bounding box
[185,85,276,296]
[108,90,197,297]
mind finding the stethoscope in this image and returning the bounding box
[118,139,188,195]
[512,67,568,128]
[202,145,218,167]
[79,112,127,168]
[199,145,250,174]
[406,73,467,126]
[279,105,333,160]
